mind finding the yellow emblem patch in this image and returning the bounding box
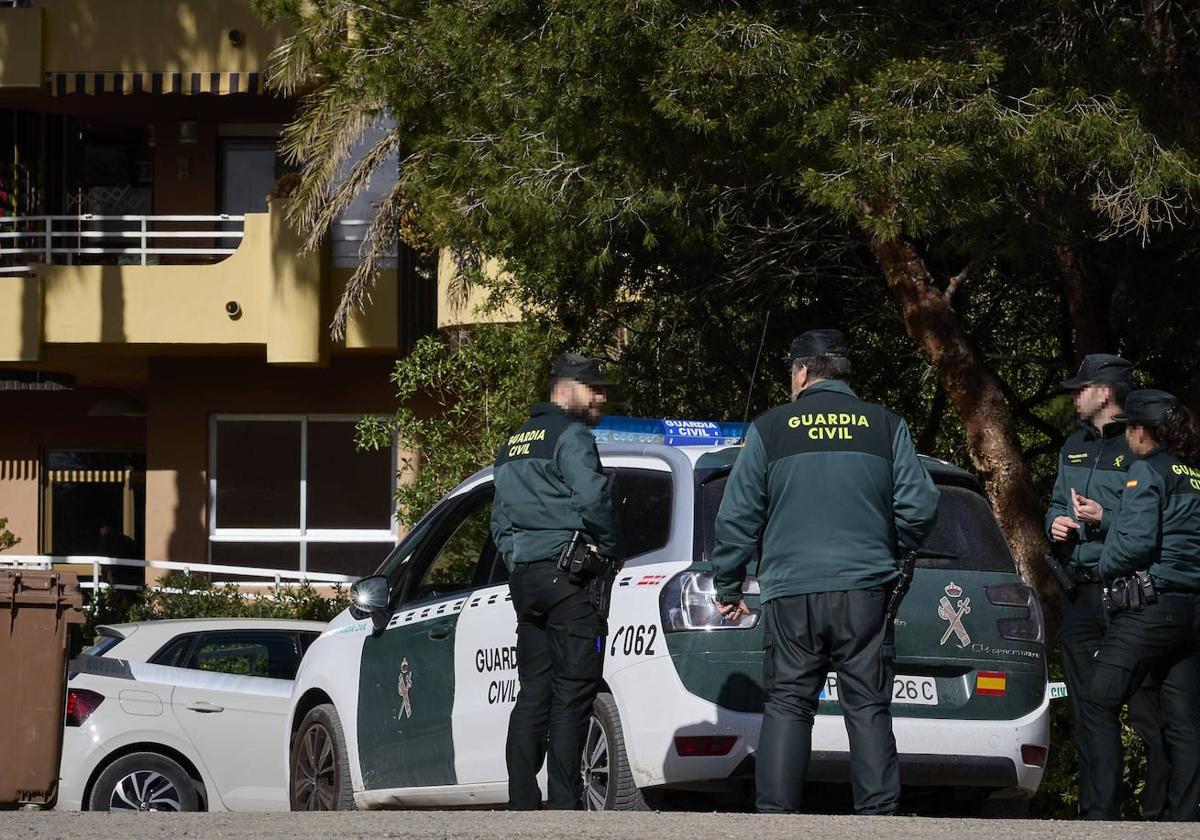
[1126,480,1138,488]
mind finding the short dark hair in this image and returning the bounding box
[793,355,852,381]
[1106,380,1132,409]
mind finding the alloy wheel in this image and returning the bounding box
[581,714,611,811]
[293,722,337,810]
[108,770,183,812]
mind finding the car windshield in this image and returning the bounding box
[698,473,1015,574]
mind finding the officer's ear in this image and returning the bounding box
[791,361,808,395]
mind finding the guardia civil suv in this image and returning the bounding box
[285,418,1049,813]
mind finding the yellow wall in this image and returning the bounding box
[0,274,42,362]
[436,249,522,329]
[330,266,400,350]
[0,7,43,88]
[39,0,288,74]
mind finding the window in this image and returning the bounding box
[184,631,307,680]
[606,468,673,559]
[209,416,396,578]
[917,485,1017,573]
[408,501,494,603]
[149,634,197,668]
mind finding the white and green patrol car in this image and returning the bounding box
[285,418,1049,812]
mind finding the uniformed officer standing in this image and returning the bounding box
[711,329,939,815]
[1086,390,1200,821]
[1045,354,1168,819]
[490,353,624,810]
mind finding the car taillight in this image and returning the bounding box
[65,688,104,726]
[675,735,737,757]
[660,571,759,631]
[985,583,1045,644]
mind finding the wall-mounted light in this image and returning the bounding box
[178,121,200,144]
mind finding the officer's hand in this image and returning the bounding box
[1050,515,1080,542]
[716,599,750,621]
[1071,489,1103,525]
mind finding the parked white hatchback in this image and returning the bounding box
[59,618,326,812]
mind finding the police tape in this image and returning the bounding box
[1049,681,1068,700]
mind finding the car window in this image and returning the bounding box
[605,467,673,558]
[186,631,305,680]
[403,490,496,605]
[149,633,198,667]
[918,485,1017,572]
[697,473,758,569]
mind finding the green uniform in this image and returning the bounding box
[1100,447,1200,590]
[1045,421,1132,576]
[490,402,623,569]
[712,379,939,603]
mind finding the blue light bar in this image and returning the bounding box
[592,416,747,447]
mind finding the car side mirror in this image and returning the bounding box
[348,575,391,630]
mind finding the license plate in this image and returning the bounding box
[819,673,939,706]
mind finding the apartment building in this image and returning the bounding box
[0,0,461,581]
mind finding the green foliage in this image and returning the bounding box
[80,572,349,644]
[0,516,20,552]
[356,322,566,528]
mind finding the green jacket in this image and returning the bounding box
[490,402,623,569]
[1099,446,1200,591]
[1044,421,1132,574]
[712,380,940,603]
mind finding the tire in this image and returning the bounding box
[89,752,199,812]
[290,703,355,811]
[582,692,649,811]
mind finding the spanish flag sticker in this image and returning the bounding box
[1126,480,1139,488]
[976,671,1007,696]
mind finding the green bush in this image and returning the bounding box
[81,571,349,644]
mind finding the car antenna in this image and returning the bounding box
[738,310,771,444]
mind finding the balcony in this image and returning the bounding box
[0,204,401,364]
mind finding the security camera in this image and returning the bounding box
[225,300,242,318]
[229,29,245,46]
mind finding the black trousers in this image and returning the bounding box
[1058,581,1169,819]
[506,560,603,810]
[1082,592,1200,822]
[755,588,899,815]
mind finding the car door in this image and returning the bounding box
[356,486,497,792]
[451,462,676,785]
[169,630,308,811]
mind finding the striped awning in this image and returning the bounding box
[47,468,136,484]
[45,71,268,97]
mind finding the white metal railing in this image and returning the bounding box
[0,555,357,594]
[0,215,246,274]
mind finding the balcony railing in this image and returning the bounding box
[0,214,246,274]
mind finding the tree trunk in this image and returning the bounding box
[1054,243,1109,363]
[868,235,1052,602]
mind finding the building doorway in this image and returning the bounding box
[41,449,146,558]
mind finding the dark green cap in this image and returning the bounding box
[1061,353,1133,390]
[1115,389,1178,427]
[550,353,613,388]
[790,328,849,360]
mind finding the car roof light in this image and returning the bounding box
[592,416,747,447]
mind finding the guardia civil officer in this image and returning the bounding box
[1085,390,1200,821]
[490,353,624,810]
[1045,354,1168,819]
[711,329,939,814]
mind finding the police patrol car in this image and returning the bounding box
[285,418,1049,812]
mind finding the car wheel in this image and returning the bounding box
[290,703,355,811]
[582,692,649,811]
[89,752,199,812]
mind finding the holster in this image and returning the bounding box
[556,530,616,625]
[1107,570,1157,613]
[1045,551,1078,596]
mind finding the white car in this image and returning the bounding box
[286,418,1049,813]
[59,618,326,812]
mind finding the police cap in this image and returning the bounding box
[789,328,849,361]
[1061,354,1133,390]
[1115,389,1178,427]
[550,353,613,389]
